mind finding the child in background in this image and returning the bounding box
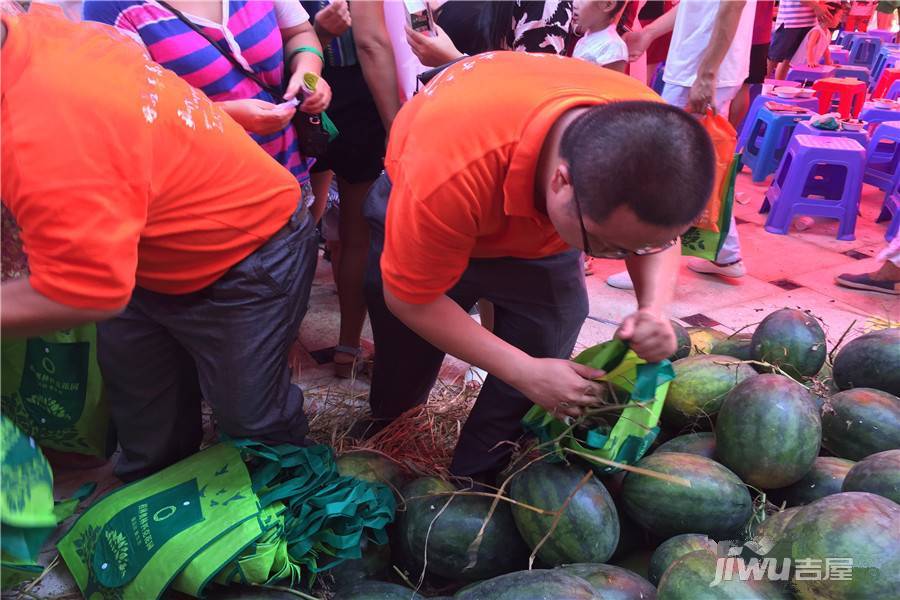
[775,2,843,78]
[572,0,629,72]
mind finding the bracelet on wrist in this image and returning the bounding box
[288,45,324,63]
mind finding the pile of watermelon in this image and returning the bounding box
[328,310,899,600]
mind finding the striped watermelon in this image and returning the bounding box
[820,388,900,460]
[768,457,854,507]
[648,534,716,586]
[841,449,900,503]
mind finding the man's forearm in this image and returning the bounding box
[643,5,679,43]
[696,0,747,81]
[1,279,121,339]
[384,289,532,384]
[624,241,682,314]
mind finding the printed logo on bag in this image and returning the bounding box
[18,338,90,427]
[88,479,205,589]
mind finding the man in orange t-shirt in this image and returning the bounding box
[361,52,716,483]
[1,7,318,481]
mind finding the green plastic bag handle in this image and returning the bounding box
[522,339,674,474]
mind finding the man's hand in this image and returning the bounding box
[514,358,607,418]
[314,0,351,38]
[616,309,677,362]
[405,24,464,67]
[284,72,333,114]
[221,99,295,135]
[622,30,651,63]
[687,72,717,115]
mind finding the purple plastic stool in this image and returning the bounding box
[883,180,899,241]
[869,29,897,44]
[786,65,836,83]
[761,135,866,241]
[737,94,819,153]
[865,121,900,192]
[859,102,900,127]
[830,46,850,65]
[793,120,869,148]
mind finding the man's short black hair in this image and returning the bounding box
[559,101,716,227]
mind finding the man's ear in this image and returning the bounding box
[550,162,572,194]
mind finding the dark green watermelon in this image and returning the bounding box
[750,308,827,379]
[656,550,787,599]
[327,537,391,584]
[670,321,692,361]
[715,375,821,489]
[622,453,752,539]
[686,327,728,355]
[509,462,619,566]
[207,585,320,600]
[648,534,717,586]
[748,507,801,544]
[832,328,900,395]
[820,388,900,460]
[335,580,424,599]
[654,433,716,459]
[710,334,754,361]
[337,451,405,489]
[397,477,528,581]
[453,569,601,599]
[559,563,657,599]
[662,355,757,429]
[777,492,900,599]
[767,456,854,507]
[841,449,900,503]
[611,551,654,581]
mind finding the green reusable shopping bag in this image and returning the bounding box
[1,324,113,457]
[1,416,57,591]
[522,339,675,475]
[57,443,261,600]
[681,153,740,261]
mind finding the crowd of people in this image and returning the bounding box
[2,0,898,488]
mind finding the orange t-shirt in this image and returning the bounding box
[382,51,661,305]
[0,8,300,311]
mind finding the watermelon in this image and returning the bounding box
[750,308,827,379]
[454,569,601,599]
[654,433,716,459]
[397,477,528,581]
[670,321,692,361]
[710,334,754,361]
[328,537,391,584]
[509,462,619,566]
[749,507,801,544]
[337,451,405,489]
[656,549,787,599]
[686,327,728,355]
[841,449,900,503]
[767,457,854,507]
[714,375,821,489]
[336,580,424,599]
[820,388,900,460]
[777,492,900,599]
[662,355,756,429]
[832,328,900,395]
[648,534,717,586]
[612,551,653,581]
[622,453,752,539]
[559,564,657,599]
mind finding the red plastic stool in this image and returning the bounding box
[813,77,868,118]
[873,67,900,98]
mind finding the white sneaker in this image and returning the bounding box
[687,258,747,278]
[606,271,635,290]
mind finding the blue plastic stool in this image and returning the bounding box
[737,95,819,153]
[793,120,870,148]
[849,36,882,69]
[870,47,900,88]
[786,64,836,83]
[830,46,850,65]
[882,181,900,240]
[888,79,900,100]
[864,121,900,192]
[743,107,813,183]
[761,136,866,240]
[832,65,870,84]
[860,102,900,127]
[650,62,665,94]
[841,32,868,49]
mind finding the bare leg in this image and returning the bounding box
[334,178,374,374]
[775,60,791,81]
[309,170,334,224]
[730,84,752,130]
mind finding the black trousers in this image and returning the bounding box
[97,205,318,482]
[362,175,589,479]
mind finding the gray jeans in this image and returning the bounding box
[363,175,589,481]
[97,204,318,481]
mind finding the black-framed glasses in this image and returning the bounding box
[573,193,678,260]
